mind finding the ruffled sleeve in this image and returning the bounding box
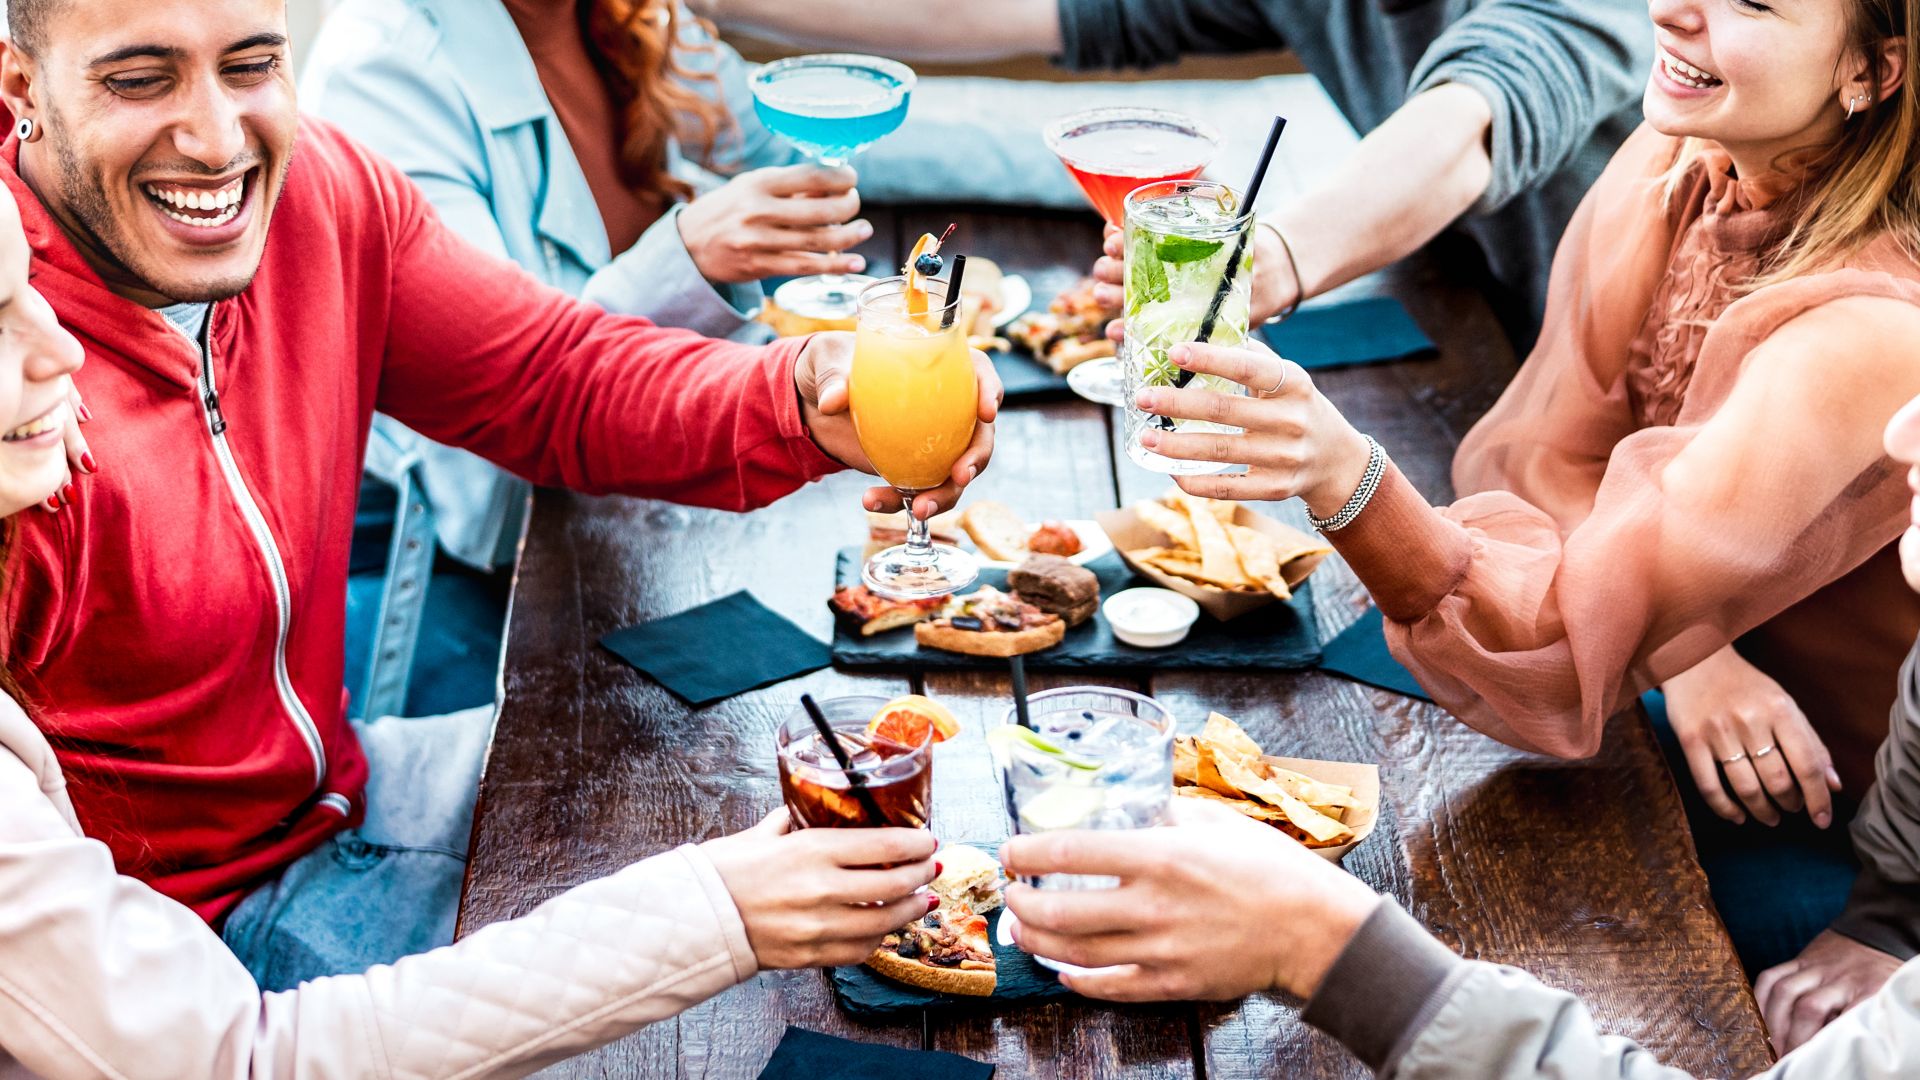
[1329,127,1920,758]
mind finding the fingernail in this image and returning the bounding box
[1815,812,1832,828]
[926,893,940,911]
[80,451,96,474]
[60,484,72,504]
[967,465,978,482]
[1134,391,1154,410]
[1170,346,1191,366]
[1141,431,1160,450]
[934,861,944,877]
[856,220,873,239]
[77,402,92,423]
[43,496,58,512]
[848,255,866,272]
[1828,767,1843,789]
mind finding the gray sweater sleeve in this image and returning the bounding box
[1307,897,1920,1079]
[1408,0,1651,215]
[1830,641,1920,960]
[1053,0,1284,72]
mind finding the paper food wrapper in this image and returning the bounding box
[1095,505,1330,621]
[1263,755,1380,863]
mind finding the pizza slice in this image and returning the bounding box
[830,585,944,637]
[865,845,1004,996]
[914,585,1065,657]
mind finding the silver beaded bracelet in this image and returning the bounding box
[1309,435,1385,533]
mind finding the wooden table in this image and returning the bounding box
[456,205,1776,1078]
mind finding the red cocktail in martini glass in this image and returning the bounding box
[1043,107,1221,406]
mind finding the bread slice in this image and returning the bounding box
[865,947,997,997]
[916,617,1065,657]
[961,501,1031,562]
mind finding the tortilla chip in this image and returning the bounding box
[1177,785,1290,822]
[1200,712,1266,762]
[1133,499,1198,549]
[1226,525,1292,600]
[1173,736,1201,786]
[1166,490,1237,527]
[1211,750,1351,843]
[1256,761,1362,810]
[1172,493,1245,587]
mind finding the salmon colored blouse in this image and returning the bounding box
[1331,125,1920,791]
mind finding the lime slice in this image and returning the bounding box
[986,724,1101,771]
[1017,783,1108,832]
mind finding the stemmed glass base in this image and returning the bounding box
[863,538,978,601]
[1066,357,1128,407]
[773,273,877,322]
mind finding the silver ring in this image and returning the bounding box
[1720,751,1748,766]
[1752,744,1777,759]
[1257,365,1289,397]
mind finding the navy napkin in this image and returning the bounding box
[990,348,1073,400]
[1259,296,1436,370]
[757,1026,994,1080]
[599,591,829,707]
[1316,607,1433,702]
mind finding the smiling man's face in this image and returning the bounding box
[2,0,296,307]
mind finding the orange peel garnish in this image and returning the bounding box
[903,231,942,317]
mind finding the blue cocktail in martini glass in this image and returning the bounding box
[750,53,916,321]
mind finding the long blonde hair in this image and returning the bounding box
[1664,0,1920,289]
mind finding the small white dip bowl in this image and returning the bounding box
[1103,588,1202,649]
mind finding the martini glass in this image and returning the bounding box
[750,53,916,322]
[1043,107,1220,406]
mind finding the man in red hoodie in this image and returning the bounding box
[0,0,998,987]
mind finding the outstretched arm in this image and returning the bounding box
[686,0,1062,62]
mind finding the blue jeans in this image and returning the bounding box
[221,706,493,991]
[1645,690,1859,976]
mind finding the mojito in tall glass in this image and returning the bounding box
[1121,179,1254,474]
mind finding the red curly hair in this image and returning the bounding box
[580,0,737,203]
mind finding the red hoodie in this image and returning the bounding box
[3,118,838,923]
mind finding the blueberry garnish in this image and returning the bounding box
[914,252,944,276]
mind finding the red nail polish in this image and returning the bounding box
[43,496,58,512]
[925,893,940,911]
[934,861,943,877]
[80,452,96,474]
[60,484,73,504]
[77,402,92,423]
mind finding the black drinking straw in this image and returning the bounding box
[1009,654,1033,729]
[939,255,970,330]
[1171,115,1287,393]
[800,693,887,824]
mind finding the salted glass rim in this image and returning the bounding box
[1042,106,1222,173]
[748,53,917,112]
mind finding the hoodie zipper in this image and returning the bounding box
[190,310,336,805]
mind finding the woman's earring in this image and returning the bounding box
[12,117,35,143]
[1846,92,1872,120]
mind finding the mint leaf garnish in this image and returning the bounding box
[1154,235,1223,264]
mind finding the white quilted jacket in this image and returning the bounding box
[0,696,758,1079]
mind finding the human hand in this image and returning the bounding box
[999,798,1380,1001]
[1129,341,1372,516]
[1663,646,1841,827]
[1755,930,1902,1054]
[40,384,90,512]
[700,809,939,970]
[794,331,1001,519]
[677,164,872,284]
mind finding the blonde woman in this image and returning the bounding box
[1135,0,1920,971]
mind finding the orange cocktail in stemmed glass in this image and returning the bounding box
[1043,107,1221,406]
[851,275,979,600]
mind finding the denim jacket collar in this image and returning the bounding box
[418,0,612,270]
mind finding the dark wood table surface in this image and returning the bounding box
[456,205,1777,1078]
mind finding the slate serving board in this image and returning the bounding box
[990,347,1074,401]
[830,548,1321,672]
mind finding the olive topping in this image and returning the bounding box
[952,615,985,631]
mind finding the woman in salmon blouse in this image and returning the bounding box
[1139,0,1920,970]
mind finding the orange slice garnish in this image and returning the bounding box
[868,694,961,747]
[903,231,942,317]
